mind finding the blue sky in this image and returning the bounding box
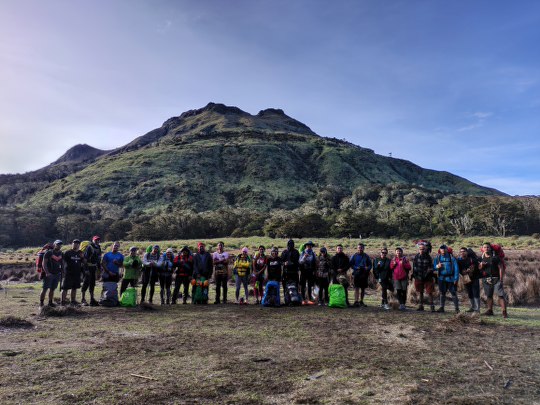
[0,0,539,195]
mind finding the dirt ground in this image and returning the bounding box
[0,284,539,405]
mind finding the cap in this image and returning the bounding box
[320,247,327,253]
[72,239,81,244]
[241,247,249,254]
[197,242,205,248]
[305,240,314,246]
[92,235,101,242]
[53,239,63,246]
[439,244,447,250]
[166,248,174,254]
[130,246,138,251]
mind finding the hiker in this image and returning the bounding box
[281,239,300,292]
[61,239,84,306]
[40,240,64,307]
[266,247,282,282]
[433,245,460,313]
[390,247,411,311]
[457,247,480,313]
[234,247,252,304]
[252,245,267,305]
[172,246,194,304]
[315,247,332,306]
[373,247,393,310]
[331,244,351,307]
[81,235,102,306]
[100,241,124,307]
[299,241,317,304]
[411,242,435,312]
[121,247,141,296]
[141,245,163,304]
[479,243,507,318]
[160,248,175,305]
[193,242,213,304]
[213,242,230,304]
[349,243,373,307]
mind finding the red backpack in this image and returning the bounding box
[35,244,53,278]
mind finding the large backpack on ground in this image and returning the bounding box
[100,282,119,307]
[192,277,209,304]
[328,283,347,308]
[120,287,137,307]
[261,281,280,307]
[283,282,302,306]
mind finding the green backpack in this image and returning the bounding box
[328,284,347,308]
[120,287,137,307]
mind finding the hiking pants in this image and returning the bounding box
[120,279,137,296]
[300,269,315,301]
[317,277,329,303]
[465,279,480,300]
[141,267,159,302]
[81,266,97,296]
[159,273,173,303]
[235,273,249,300]
[380,280,394,305]
[439,280,459,310]
[215,273,228,303]
[172,275,191,303]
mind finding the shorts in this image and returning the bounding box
[414,279,434,294]
[43,273,61,290]
[353,275,368,289]
[62,270,81,290]
[483,277,506,299]
[393,279,408,291]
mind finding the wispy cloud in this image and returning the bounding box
[458,111,494,132]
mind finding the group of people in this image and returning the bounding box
[36,237,508,318]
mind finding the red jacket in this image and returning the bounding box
[390,257,411,281]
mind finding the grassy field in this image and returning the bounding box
[0,283,539,404]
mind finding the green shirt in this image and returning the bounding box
[123,255,142,280]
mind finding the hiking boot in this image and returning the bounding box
[255,300,260,305]
[383,304,391,310]
[353,301,360,308]
[39,301,44,307]
[182,300,187,305]
[223,299,228,304]
[161,300,165,306]
[417,305,424,311]
[171,300,177,305]
[465,308,475,313]
[48,302,57,308]
[166,299,170,305]
[502,310,508,319]
[89,299,99,307]
[60,301,67,306]
[430,305,436,312]
[81,298,89,306]
[360,301,367,307]
[483,309,494,316]
[455,309,460,314]
[436,307,445,313]
[71,301,81,306]
[399,304,406,311]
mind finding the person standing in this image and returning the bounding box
[141,245,163,304]
[172,246,194,304]
[411,242,435,312]
[433,245,460,313]
[479,243,507,318]
[373,247,392,310]
[331,244,351,307]
[160,248,175,305]
[349,243,373,307]
[101,241,124,283]
[315,247,332,306]
[61,239,84,306]
[457,247,480,313]
[281,239,300,291]
[193,242,213,304]
[213,242,230,304]
[121,246,141,296]
[40,240,64,307]
[266,247,282,282]
[390,247,411,311]
[234,247,252,304]
[252,245,268,305]
[299,241,317,304]
[81,235,102,306]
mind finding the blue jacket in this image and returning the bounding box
[433,254,459,283]
[349,253,372,277]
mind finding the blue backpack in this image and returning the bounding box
[261,281,280,307]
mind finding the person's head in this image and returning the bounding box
[130,246,138,256]
[112,241,120,253]
[320,247,328,257]
[181,246,190,256]
[395,247,403,258]
[439,244,448,255]
[258,245,265,255]
[287,239,295,249]
[305,241,314,251]
[380,247,388,258]
[357,243,365,254]
[241,247,249,257]
[482,243,492,255]
[459,247,469,259]
[271,247,278,257]
[72,239,81,251]
[336,244,343,254]
[166,248,174,258]
[217,242,224,253]
[53,240,63,251]
[418,242,427,254]
[152,244,160,254]
[92,235,101,245]
[197,242,205,254]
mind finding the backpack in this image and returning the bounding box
[100,282,119,307]
[261,281,280,307]
[192,277,209,304]
[491,244,506,269]
[36,244,53,278]
[328,283,347,308]
[80,241,90,254]
[120,287,137,307]
[284,282,302,306]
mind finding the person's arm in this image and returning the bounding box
[366,256,373,272]
[452,257,459,284]
[142,253,151,267]
[498,258,505,283]
[101,255,111,275]
[42,251,50,275]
